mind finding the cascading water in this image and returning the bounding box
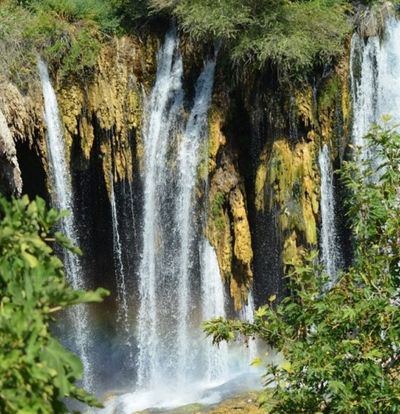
[240,291,258,362]
[102,32,260,414]
[137,28,218,388]
[175,57,217,381]
[136,29,185,390]
[201,240,229,382]
[110,176,134,367]
[351,18,400,158]
[318,144,341,282]
[38,60,93,390]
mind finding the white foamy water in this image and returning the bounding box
[351,18,400,161]
[101,32,261,414]
[240,290,258,362]
[38,59,93,390]
[136,30,220,391]
[136,29,185,389]
[174,57,217,381]
[319,144,341,282]
[201,240,229,382]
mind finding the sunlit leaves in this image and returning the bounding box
[205,124,400,413]
[173,0,350,76]
[0,196,108,413]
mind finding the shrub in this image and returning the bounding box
[171,0,351,76]
[0,1,36,88]
[205,123,400,413]
[0,0,119,84]
[0,195,108,413]
[25,0,118,32]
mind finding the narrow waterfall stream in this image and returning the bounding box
[240,291,257,362]
[318,144,341,282]
[201,240,229,383]
[38,60,93,390]
[351,18,400,155]
[110,176,134,368]
[174,57,217,381]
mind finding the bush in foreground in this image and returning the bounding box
[205,124,400,413]
[0,195,108,413]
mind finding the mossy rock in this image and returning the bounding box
[197,392,267,414]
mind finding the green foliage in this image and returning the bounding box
[171,0,351,76]
[0,195,108,413]
[205,124,400,413]
[111,0,152,24]
[0,0,395,82]
[211,191,226,231]
[0,1,35,88]
[27,0,119,32]
[0,0,118,85]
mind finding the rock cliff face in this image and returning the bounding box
[206,106,253,310]
[0,108,22,196]
[56,36,157,196]
[0,30,352,308]
[0,81,46,198]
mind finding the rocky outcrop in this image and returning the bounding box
[0,81,47,196]
[56,36,157,196]
[0,109,22,196]
[252,48,351,283]
[206,107,253,311]
[257,139,319,261]
[355,1,394,38]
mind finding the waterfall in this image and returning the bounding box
[318,144,341,282]
[38,60,93,390]
[351,18,400,158]
[136,30,185,389]
[201,240,229,382]
[175,57,217,380]
[110,177,134,367]
[240,291,258,362]
[136,29,217,391]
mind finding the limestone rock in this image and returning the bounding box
[0,109,22,196]
[57,36,157,197]
[206,108,253,310]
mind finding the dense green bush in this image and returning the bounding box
[157,0,352,76]
[111,0,152,25]
[0,0,118,85]
[0,195,108,413]
[26,0,119,32]
[205,123,400,413]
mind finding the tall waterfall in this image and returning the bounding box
[38,60,93,389]
[136,30,185,389]
[175,57,217,380]
[318,144,341,281]
[351,18,400,156]
[136,29,219,392]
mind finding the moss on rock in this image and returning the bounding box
[206,105,253,310]
[56,35,158,198]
